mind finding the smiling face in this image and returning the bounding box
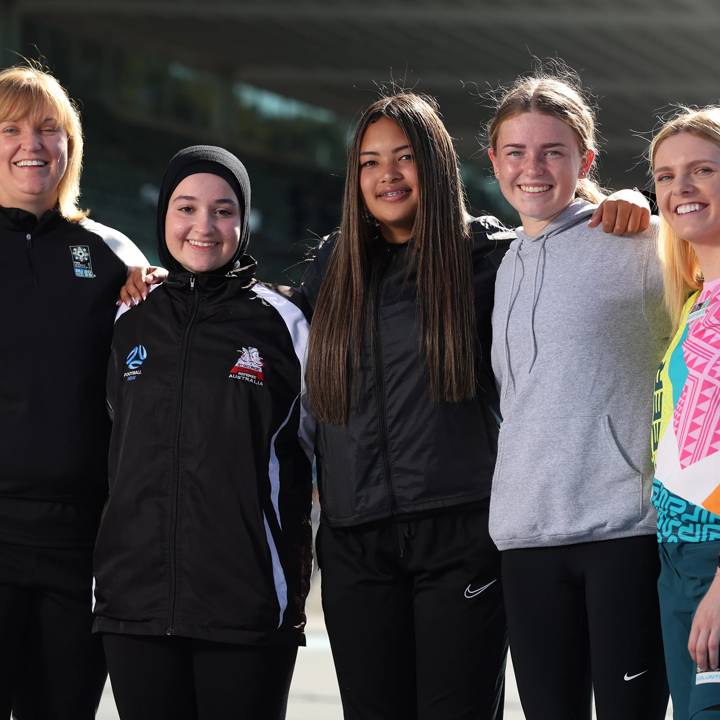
[0,111,68,217]
[489,111,594,236]
[358,116,419,243]
[653,131,720,248]
[165,173,242,273]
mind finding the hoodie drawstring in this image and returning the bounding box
[502,244,524,398]
[528,234,548,375]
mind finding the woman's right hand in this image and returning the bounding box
[689,571,720,671]
[119,266,167,307]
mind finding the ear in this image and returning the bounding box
[579,149,595,178]
[488,147,499,177]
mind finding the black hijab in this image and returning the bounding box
[157,145,252,275]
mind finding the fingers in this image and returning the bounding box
[696,626,710,671]
[118,267,147,307]
[689,620,720,671]
[710,628,720,671]
[118,285,133,307]
[600,201,618,233]
[608,201,631,234]
[637,207,651,232]
[592,199,651,235]
[145,266,168,284]
[588,206,602,228]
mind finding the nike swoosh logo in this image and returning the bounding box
[464,579,497,599]
[624,670,648,681]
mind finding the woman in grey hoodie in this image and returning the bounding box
[487,72,670,719]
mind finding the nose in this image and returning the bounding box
[380,159,402,183]
[672,172,696,197]
[523,154,545,177]
[20,128,42,151]
[195,210,215,234]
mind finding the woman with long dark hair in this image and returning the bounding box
[300,91,647,720]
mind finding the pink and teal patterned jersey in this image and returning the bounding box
[652,278,720,542]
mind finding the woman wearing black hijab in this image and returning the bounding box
[92,146,314,720]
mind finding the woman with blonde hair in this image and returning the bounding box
[651,106,720,720]
[487,69,670,719]
[0,64,146,718]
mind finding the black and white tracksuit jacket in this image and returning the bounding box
[92,262,314,646]
[0,206,146,547]
[299,217,514,528]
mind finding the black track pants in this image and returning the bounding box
[318,503,507,720]
[0,543,106,720]
[103,633,297,720]
[502,535,668,720]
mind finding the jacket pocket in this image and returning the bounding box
[489,413,644,545]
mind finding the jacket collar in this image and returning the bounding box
[164,254,257,292]
[0,205,63,234]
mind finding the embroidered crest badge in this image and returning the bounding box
[69,245,95,278]
[229,347,264,386]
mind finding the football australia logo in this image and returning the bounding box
[69,245,95,278]
[229,347,264,386]
[123,345,147,382]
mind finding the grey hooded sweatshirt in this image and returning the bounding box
[489,199,670,551]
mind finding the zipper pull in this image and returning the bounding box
[189,274,195,290]
[26,232,31,247]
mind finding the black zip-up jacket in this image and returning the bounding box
[93,264,314,645]
[300,217,514,527]
[0,207,146,546]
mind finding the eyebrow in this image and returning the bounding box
[501,142,568,149]
[654,159,720,173]
[2,116,57,124]
[359,144,411,157]
[172,195,238,204]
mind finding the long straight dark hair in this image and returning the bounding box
[306,92,476,425]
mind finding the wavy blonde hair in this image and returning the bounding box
[0,64,86,220]
[649,107,720,328]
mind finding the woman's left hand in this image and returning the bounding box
[119,266,167,306]
[689,572,720,671]
[588,189,651,235]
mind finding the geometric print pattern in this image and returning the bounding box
[675,294,720,468]
[653,479,720,543]
[652,279,720,540]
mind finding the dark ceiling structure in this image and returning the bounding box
[2,0,719,186]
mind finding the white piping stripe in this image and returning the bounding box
[114,283,161,323]
[263,513,288,628]
[251,284,315,460]
[268,394,300,529]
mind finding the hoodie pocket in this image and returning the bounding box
[489,414,644,545]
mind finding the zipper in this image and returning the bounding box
[26,233,38,287]
[166,273,199,635]
[371,248,395,513]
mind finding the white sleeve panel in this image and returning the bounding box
[113,283,162,323]
[80,218,149,268]
[251,284,315,461]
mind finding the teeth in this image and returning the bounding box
[188,240,216,248]
[676,203,705,215]
[380,190,408,198]
[15,160,46,167]
[520,185,550,193]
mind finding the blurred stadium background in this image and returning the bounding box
[3,0,718,281]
